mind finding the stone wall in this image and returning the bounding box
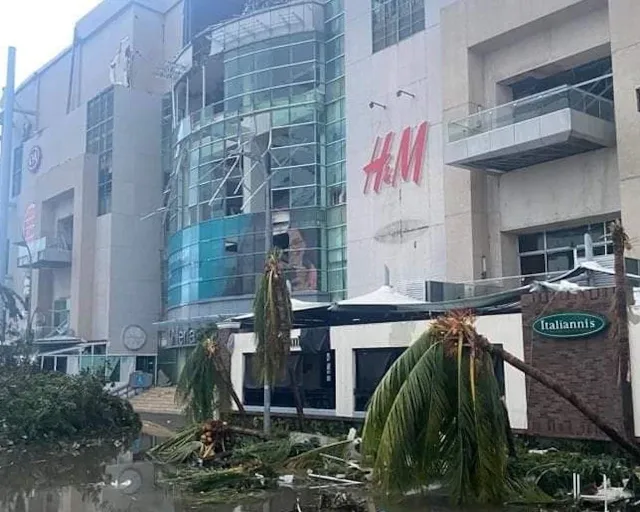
[522,288,622,440]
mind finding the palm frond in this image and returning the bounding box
[361,328,439,454]
[364,341,448,491]
[175,326,225,423]
[362,312,510,504]
[473,354,509,502]
[253,249,292,383]
[0,285,25,320]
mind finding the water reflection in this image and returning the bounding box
[0,435,178,512]
[0,435,538,512]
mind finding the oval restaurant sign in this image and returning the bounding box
[363,121,429,194]
[532,312,608,339]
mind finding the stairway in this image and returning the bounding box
[129,386,183,415]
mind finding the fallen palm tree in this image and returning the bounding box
[362,311,640,506]
[149,420,269,464]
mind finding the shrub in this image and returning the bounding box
[0,365,141,445]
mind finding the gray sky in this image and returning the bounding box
[0,0,101,88]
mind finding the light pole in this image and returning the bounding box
[263,149,272,435]
[0,47,17,345]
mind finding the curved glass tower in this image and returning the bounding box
[164,0,345,325]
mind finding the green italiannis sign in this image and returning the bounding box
[532,312,609,339]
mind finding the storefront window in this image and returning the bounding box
[518,221,613,277]
[243,351,336,410]
[354,348,405,411]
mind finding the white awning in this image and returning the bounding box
[232,298,331,321]
[336,285,425,307]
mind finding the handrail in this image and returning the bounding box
[448,73,614,128]
[109,383,144,400]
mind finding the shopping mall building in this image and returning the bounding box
[3,0,640,385]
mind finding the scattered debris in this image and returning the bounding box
[152,422,369,505]
[528,447,559,455]
[307,471,363,486]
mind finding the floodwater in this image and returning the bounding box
[0,435,536,512]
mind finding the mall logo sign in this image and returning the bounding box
[532,312,608,339]
[363,121,429,194]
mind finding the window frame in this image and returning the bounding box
[371,0,426,53]
[86,87,114,216]
[11,145,23,198]
[517,221,614,277]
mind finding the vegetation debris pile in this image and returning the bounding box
[151,422,368,504]
[0,365,141,446]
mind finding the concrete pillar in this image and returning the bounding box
[609,0,640,259]
[441,3,490,283]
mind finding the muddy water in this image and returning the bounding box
[0,436,533,512]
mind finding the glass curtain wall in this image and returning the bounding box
[324,0,347,300]
[167,4,328,308]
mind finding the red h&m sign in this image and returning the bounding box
[363,122,429,194]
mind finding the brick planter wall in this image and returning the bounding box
[522,288,622,440]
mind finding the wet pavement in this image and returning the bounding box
[0,435,537,512]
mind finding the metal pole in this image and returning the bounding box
[201,64,206,111]
[0,47,16,286]
[263,149,272,435]
[0,47,16,344]
[20,236,33,344]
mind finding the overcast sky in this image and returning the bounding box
[0,0,101,88]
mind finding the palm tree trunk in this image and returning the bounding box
[211,355,246,414]
[612,221,635,441]
[288,364,305,430]
[501,397,517,458]
[481,338,640,462]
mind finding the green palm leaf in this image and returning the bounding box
[0,284,25,321]
[176,326,225,423]
[253,249,292,384]
[362,328,439,448]
[362,313,510,505]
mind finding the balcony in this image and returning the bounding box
[17,236,72,269]
[34,309,73,343]
[445,79,616,172]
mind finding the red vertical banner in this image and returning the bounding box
[23,203,37,243]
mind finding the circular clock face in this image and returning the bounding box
[116,468,143,494]
[122,325,147,351]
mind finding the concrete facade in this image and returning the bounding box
[5,0,640,382]
[344,0,454,298]
[438,0,640,284]
[5,0,181,362]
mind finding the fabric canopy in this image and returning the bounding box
[333,285,425,308]
[232,298,331,321]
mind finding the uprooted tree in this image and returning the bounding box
[362,311,640,505]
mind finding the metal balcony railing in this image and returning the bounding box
[17,234,73,268]
[447,75,615,143]
[34,310,72,341]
